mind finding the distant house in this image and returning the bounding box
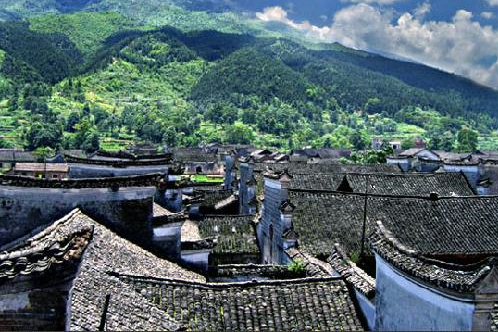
[181,214,259,270]
[172,147,223,175]
[0,149,36,171]
[10,162,69,179]
[289,148,351,162]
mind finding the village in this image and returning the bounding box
[1,141,498,331]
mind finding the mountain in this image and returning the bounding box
[0,6,497,152]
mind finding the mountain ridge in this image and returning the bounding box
[0,6,497,152]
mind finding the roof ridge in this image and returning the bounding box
[289,188,497,200]
[114,272,343,288]
[203,214,256,218]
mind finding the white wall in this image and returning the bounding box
[375,254,475,331]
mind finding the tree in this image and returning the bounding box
[401,138,414,150]
[74,117,100,152]
[224,122,255,144]
[440,131,456,151]
[26,122,62,149]
[456,127,478,152]
[32,147,55,162]
[350,130,370,150]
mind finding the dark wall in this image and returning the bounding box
[0,186,155,246]
[69,164,168,178]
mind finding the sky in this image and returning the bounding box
[221,0,498,90]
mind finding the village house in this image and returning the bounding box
[369,195,498,330]
[172,147,223,175]
[10,162,69,179]
[0,209,204,331]
[0,173,176,258]
[276,187,498,331]
[0,149,36,172]
[289,148,351,163]
[180,214,258,271]
[0,209,367,331]
[62,150,172,178]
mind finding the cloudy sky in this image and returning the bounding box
[228,0,498,90]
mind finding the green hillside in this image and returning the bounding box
[0,8,497,153]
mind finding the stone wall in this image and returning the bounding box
[224,155,235,190]
[239,163,256,215]
[0,186,155,247]
[261,178,285,264]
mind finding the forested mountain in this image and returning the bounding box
[0,4,497,152]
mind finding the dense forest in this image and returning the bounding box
[0,2,497,153]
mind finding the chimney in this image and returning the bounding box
[429,192,439,201]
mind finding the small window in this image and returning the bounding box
[196,166,203,174]
[53,174,58,178]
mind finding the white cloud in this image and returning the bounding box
[481,11,494,19]
[341,0,404,4]
[486,0,498,7]
[414,2,431,20]
[256,5,498,89]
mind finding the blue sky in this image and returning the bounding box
[221,0,498,89]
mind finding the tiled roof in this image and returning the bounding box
[370,220,496,293]
[288,190,366,258]
[212,264,299,280]
[288,190,498,260]
[64,153,171,166]
[289,173,344,190]
[0,209,205,330]
[0,209,92,280]
[264,162,401,175]
[153,202,180,219]
[285,248,333,277]
[181,219,202,241]
[327,244,376,298]
[0,150,36,162]
[290,173,474,196]
[290,172,474,196]
[0,173,163,189]
[198,190,234,207]
[366,195,498,257]
[344,172,474,196]
[13,162,69,173]
[197,215,259,255]
[119,275,365,331]
[172,148,218,162]
[69,209,204,331]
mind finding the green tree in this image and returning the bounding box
[401,138,414,150]
[224,122,255,144]
[456,127,478,152]
[350,130,370,150]
[26,122,62,149]
[440,131,456,151]
[74,117,100,152]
